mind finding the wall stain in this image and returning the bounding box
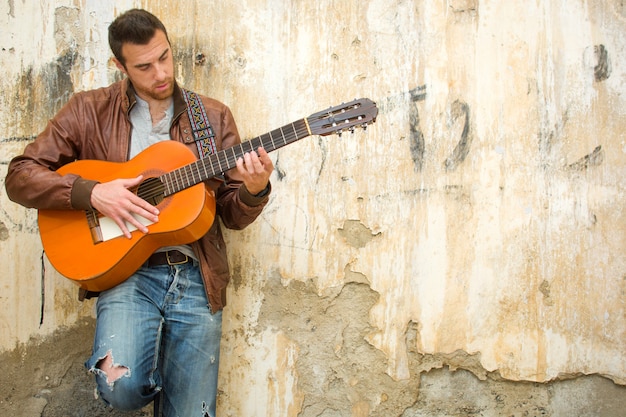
[338,219,380,249]
[539,280,554,306]
[0,221,9,241]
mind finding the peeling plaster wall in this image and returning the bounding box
[0,1,625,416]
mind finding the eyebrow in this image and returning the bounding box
[132,48,170,69]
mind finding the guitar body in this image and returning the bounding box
[38,141,216,292]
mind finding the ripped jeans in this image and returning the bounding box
[85,262,222,417]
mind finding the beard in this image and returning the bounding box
[133,77,175,102]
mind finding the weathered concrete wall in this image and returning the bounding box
[1,0,625,416]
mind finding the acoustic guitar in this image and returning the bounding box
[37,98,378,291]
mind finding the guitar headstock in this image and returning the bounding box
[306,98,378,137]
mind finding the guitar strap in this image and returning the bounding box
[181,89,217,158]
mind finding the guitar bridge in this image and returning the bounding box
[86,210,104,244]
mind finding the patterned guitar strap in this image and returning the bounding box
[181,88,217,158]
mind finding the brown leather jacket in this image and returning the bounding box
[5,79,270,312]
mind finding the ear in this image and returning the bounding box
[112,58,127,75]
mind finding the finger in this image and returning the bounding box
[236,156,249,178]
[243,152,258,172]
[111,216,133,239]
[116,175,144,190]
[119,210,151,236]
[128,193,160,217]
[256,148,274,172]
[239,152,259,175]
[257,147,269,159]
[248,151,268,173]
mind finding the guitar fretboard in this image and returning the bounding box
[161,118,310,196]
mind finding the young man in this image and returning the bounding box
[5,8,273,417]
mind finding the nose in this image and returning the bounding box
[154,62,168,80]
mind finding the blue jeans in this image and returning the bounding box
[85,262,222,417]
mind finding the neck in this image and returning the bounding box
[145,96,173,125]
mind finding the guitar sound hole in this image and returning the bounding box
[137,177,165,206]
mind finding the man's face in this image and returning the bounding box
[114,29,175,102]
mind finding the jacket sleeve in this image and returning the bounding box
[4,94,97,211]
[213,104,271,230]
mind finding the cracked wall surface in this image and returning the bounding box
[1,0,625,416]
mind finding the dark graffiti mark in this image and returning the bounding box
[273,152,287,181]
[407,88,472,173]
[0,47,77,162]
[408,85,427,172]
[592,44,611,82]
[316,136,328,184]
[0,197,40,235]
[444,100,472,171]
[409,85,427,102]
[0,135,37,165]
[566,145,604,171]
[0,135,37,144]
[44,49,77,112]
[40,252,45,326]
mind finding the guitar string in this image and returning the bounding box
[137,107,373,201]
[135,122,309,201]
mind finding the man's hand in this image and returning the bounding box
[234,147,274,195]
[90,175,160,239]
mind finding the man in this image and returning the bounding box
[5,8,273,417]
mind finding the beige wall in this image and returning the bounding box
[1,0,624,415]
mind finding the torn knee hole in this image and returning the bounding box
[96,350,130,384]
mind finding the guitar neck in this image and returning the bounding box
[161,118,310,196]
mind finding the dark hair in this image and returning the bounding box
[108,9,169,66]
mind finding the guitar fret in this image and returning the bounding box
[230,147,237,168]
[189,167,194,187]
[291,122,298,141]
[168,172,175,193]
[176,168,184,192]
[162,173,171,195]
[222,154,227,172]
[268,131,276,149]
[216,152,223,173]
[180,167,185,189]
[181,166,187,188]
[202,159,210,179]
[189,165,196,186]
[191,162,201,185]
